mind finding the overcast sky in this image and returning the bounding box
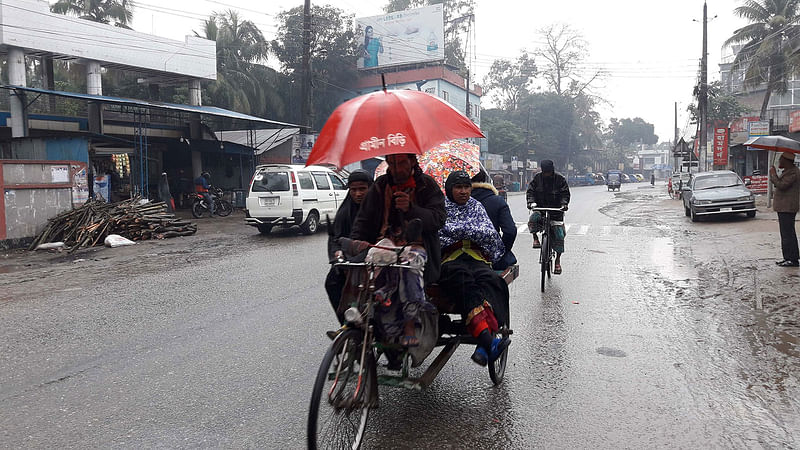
[126,0,751,143]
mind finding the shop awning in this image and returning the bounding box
[1,85,300,129]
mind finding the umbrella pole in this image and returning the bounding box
[767,151,777,209]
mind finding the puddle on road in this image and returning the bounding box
[650,237,691,280]
[596,347,627,357]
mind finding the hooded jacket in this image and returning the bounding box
[471,182,517,270]
[351,167,446,283]
[526,171,570,221]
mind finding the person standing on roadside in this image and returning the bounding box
[770,152,800,267]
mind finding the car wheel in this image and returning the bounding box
[300,211,319,235]
[690,207,699,222]
[747,210,756,218]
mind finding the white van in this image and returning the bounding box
[245,164,349,235]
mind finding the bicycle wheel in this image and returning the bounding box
[308,329,374,450]
[540,233,549,293]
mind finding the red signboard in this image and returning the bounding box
[713,127,729,166]
[791,110,800,133]
[743,175,768,194]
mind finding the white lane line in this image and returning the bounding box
[572,225,590,236]
[564,223,573,233]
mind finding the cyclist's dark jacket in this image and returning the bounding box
[525,171,571,221]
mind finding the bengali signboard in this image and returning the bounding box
[729,116,762,144]
[356,4,444,70]
[713,127,729,166]
[743,175,768,194]
[790,110,800,133]
[748,120,770,137]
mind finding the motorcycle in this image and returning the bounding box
[191,187,233,218]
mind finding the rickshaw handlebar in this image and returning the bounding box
[528,206,566,212]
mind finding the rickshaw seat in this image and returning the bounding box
[425,264,518,314]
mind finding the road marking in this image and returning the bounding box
[517,224,529,233]
[572,225,590,236]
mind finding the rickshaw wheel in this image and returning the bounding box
[489,327,510,385]
[307,329,374,450]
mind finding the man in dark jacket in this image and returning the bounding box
[471,170,517,270]
[351,153,447,284]
[325,169,373,317]
[526,159,571,274]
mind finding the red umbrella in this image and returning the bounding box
[305,89,484,169]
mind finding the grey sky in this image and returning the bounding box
[128,0,751,143]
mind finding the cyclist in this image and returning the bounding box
[526,160,570,274]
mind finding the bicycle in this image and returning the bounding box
[529,206,566,293]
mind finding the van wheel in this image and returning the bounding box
[257,224,273,235]
[300,212,319,235]
[747,210,756,218]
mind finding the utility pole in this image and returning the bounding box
[700,1,709,172]
[674,102,678,145]
[301,0,312,135]
[466,68,470,119]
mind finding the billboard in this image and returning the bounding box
[748,120,770,137]
[291,134,317,164]
[356,5,444,70]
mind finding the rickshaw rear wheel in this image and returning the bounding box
[307,329,374,450]
[489,327,510,385]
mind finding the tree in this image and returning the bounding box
[725,0,800,118]
[536,24,601,98]
[383,0,474,71]
[50,0,134,28]
[687,81,753,124]
[480,111,526,156]
[196,11,288,120]
[606,117,658,148]
[272,5,359,129]
[482,51,537,111]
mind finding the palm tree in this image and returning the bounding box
[725,0,800,118]
[196,11,287,119]
[50,0,135,28]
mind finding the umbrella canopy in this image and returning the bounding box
[744,135,800,154]
[305,89,484,168]
[374,140,481,191]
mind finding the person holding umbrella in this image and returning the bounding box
[351,153,447,284]
[770,152,800,267]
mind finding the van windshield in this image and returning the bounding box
[252,170,290,192]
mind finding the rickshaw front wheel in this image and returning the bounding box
[307,329,374,450]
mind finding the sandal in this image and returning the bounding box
[400,335,420,347]
[777,260,799,267]
[532,239,541,249]
[553,264,562,274]
[489,337,511,363]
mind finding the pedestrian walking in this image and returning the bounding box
[769,152,800,267]
[650,173,655,186]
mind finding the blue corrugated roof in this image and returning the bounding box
[1,85,299,128]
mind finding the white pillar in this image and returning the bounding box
[8,47,27,138]
[86,60,102,95]
[188,79,202,177]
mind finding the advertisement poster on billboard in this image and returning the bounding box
[713,127,729,166]
[791,111,800,133]
[748,120,770,137]
[291,134,317,164]
[356,5,444,70]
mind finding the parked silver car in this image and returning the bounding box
[682,171,756,222]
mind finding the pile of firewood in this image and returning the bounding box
[29,197,197,253]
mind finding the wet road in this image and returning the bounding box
[1,184,798,448]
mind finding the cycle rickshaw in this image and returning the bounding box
[307,248,518,449]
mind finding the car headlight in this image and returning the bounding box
[736,195,755,201]
[694,200,712,205]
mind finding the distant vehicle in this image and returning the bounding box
[633,174,645,182]
[568,173,596,186]
[670,172,692,199]
[682,170,756,222]
[594,173,606,184]
[625,173,640,182]
[245,164,348,235]
[606,172,621,191]
[619,173,632,183]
